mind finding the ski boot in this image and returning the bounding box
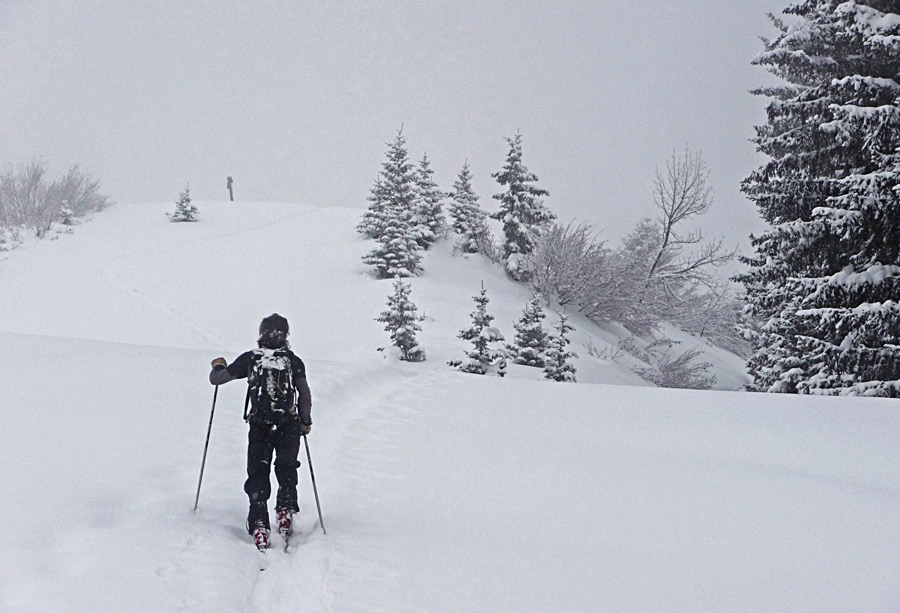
[276,509,294,537]
[253,525,270,550]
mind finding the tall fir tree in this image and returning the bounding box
[170,185,198,222]
[507,296,550,367]
[412,153,445,249]
[448,161,491,254]
[376,278,426,362]
[358,129,419,239]
[736,1,900,396]
[491,133,555,280]
[360,129,424,277]
[544,312,577,383]
[450,284,507,376]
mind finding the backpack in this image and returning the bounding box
[245,348,297,421]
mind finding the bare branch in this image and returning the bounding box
[647,146,715,282]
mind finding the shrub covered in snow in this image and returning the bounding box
[0,160,112,237]
[624,336,715,390]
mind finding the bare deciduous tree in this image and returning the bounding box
[646,147,735,291]
[521,147,745,354]
[0,160,46,230]
[0,161,113,236]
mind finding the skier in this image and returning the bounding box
[209,314,312,549]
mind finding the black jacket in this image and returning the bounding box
[209,348,312,425]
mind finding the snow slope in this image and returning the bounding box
[2,201,900,611]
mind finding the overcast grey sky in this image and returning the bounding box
[1,1,787,253]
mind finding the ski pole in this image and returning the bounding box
[194,385,219,512]
[303,434,326,535]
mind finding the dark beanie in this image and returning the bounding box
[258,313,289,349]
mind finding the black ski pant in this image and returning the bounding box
[245,418,302,530]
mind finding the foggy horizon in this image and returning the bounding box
[1,1,788,253]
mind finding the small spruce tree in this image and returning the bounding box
[450,284,507,376]
[376,278,426,362]
[507,296,549,367]
[412,153,445,249]
[448,161,492,254]
[491,132,555,280]
[170,186,198,222]
[544,312,577,382]
[59,204,78,226]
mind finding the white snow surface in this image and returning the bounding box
[2,201,900,611]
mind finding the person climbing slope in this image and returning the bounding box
[209,313,312,550]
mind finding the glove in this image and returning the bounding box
[211,357,227,369]
[300,423,312,436]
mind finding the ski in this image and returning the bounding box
[279,524,294,553]
[253,527,270,550]
[277,509,294,552]
[253,528,270,571]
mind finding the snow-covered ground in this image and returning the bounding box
[2,201,900,611]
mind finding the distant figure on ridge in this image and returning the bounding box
[208,314,312,550]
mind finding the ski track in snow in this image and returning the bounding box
[78,203,418,612]
[79,205,343,611]
[246,361,430,612]
[157,357,431,613]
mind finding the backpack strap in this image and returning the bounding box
[243,384,252,422]
[277,350,298,414]
[244,350,260,421]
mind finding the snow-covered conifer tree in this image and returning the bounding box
[543,312,577,382]
[448,161,492,254]
[412,153,445,249]
[358,129,419,242]
[362,212,422,278]
[356,177,390,239]
[376,278,425,362]
[170,186,198,222]
[450,284,507,376]
[736,2,900,396]
[507,296,549,367]
[360,129,425,277]
[59,204,78,226]
[491,133,555,280]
